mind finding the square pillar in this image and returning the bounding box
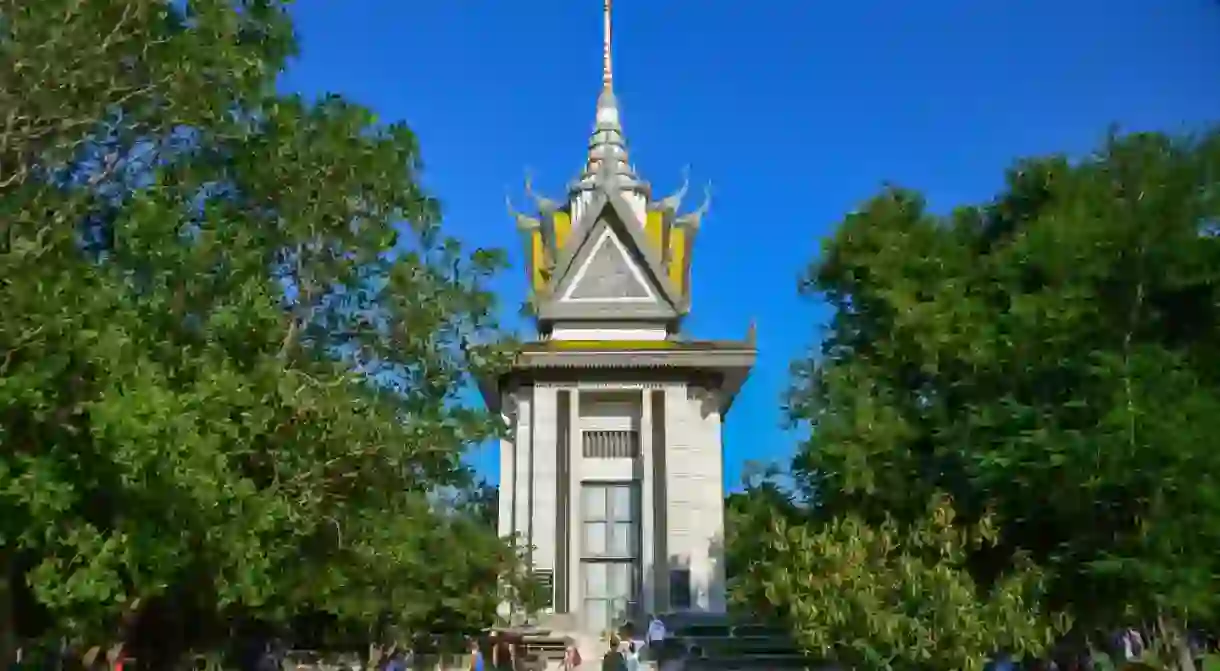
[532,387,558,576]
[513,387,533,550]
[639,388,655,614]
[566,388,583,616]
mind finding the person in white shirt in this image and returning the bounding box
[622,641,640,671]
[646,615,667,642]
[643,614,667,662]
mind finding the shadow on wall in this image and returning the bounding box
[686,383,720,420]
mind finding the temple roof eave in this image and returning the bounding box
[476,342,756,414]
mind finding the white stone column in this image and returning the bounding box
[639,387,655,614]
[497,403,515,540]
[497,399,516,621]
[566,387,583,616]
[532,387,558,576]
[513,388,533,553]
[704,395,727,612]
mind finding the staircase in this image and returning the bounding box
[650,612,820,671]
[494,612,608,671]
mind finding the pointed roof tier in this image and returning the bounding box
[506,0,711,335]
[477,0,755,414]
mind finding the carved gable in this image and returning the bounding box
[562,228,655,302]
[523,185,694,325]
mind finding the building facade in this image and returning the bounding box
[479,0,755,636]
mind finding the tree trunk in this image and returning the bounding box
[1158,615,1198,671]
[0,549,14,669]
[367,642,385,671]
[1173,635,1198,671]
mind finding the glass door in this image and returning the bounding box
[580,482,639,633]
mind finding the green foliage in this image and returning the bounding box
[0,0,521,663]
[455,479,500,530]
[725,461,801,612]
[734,493,1065,671]
[781,128,1220,666]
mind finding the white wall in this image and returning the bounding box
[551,326,668,341]
[512,389,533,547]
[499,380,729,624]
[663,383,726,612]
[497,428,514,540]
[532,387,558,573]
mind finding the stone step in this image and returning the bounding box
[685,636,804,656]
[682,653,818,670]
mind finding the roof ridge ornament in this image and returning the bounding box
[677,182,712,229]
[656,165,691,211]
[505,192,538,230]
[524,169,560,213]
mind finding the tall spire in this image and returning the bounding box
[571,0,644,198]
[602,0,613,90]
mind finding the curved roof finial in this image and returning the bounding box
[657,165,691,211]
[692,182,713,220]
[675,182,712,229]
[506,191,539,230]
[524,169,560,213]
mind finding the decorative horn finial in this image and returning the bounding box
[658,165,691,211]
[746,318,757,347]
[603,0,613,90]
[691,182,713,220]
[674,182,711,229]
[524,170,559,213]
[506,192,538,230]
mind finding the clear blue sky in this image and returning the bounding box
[280,0,1220,490]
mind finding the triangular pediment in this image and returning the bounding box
[562,229,655,302]
[550,191,681,302]
[535,193,682,323]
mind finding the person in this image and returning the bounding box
[622,642,640,671]
[645,615,666,645]
[384,649,406,671]
[467,638,485,671]
[492,635,517,671]
[644,615,667,661]
[561,639,582,671]
[1119,628,1144,661]
[601,637,626,671]
[490,634,508,670]
[255,640,282,671]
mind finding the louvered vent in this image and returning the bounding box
[582,430,640,459]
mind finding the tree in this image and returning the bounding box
[0,1,522,666]
[457,479,500,530]
[734,494,1063,671]
[784,129,1220,669]
[725,461,799,607]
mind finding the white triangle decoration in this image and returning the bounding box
[561,228,656,303]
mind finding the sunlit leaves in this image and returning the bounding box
[785,127,1220,658]
[738,495,1064,671]
[0,0,518,660]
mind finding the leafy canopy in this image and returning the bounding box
[0,0,521,662]
[734,494,1063,671]
[777,128,1220,665]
